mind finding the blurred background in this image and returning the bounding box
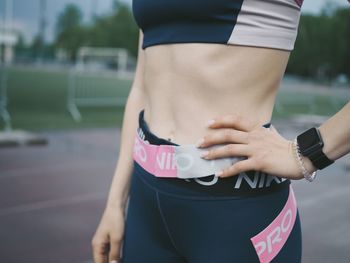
[0,0,349,262]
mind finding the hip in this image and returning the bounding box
[132,108,290,199]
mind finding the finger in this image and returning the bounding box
[197,129,249,148]
[217,159,255,177]
[207,115,253,131]
[200,144,250,160]
[92,237,109,263]
[108,237,122,263]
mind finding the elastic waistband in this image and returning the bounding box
[133,109,290,198]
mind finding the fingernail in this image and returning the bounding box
[200,150,209,158]
[111,260,118,263]
[195,138,204,147]
[206,119,215,127]
[215,171,223,177]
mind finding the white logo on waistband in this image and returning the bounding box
[134,133,285,189]
[188,171,284,188]
[194,175,219,186]
[156,152,194,171]
[254,208,293,256]
[134,138,147,162]
[234,172,284,189]
[137,127,146,141]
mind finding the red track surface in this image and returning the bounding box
[0,124,349,263]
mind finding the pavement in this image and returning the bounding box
[0,130,48,147]
[0,120,349,263]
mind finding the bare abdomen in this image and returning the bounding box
[142,43,291,145]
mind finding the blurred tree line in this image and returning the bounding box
[14,2,349,82]
[15,1,139,63]
[54,1,138,60]
[287,7,350,82]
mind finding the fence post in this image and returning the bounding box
[66,47,132,122]
[67,66,82,122]
[0,65,12,131]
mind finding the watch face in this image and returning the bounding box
[298,128,323,155]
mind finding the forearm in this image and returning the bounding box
[105,86,145,210]
[318,101,350,161]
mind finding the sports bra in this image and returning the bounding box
[132,0,305,51]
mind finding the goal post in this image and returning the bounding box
[67,47,135,122]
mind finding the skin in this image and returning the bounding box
[92,30,350,263]
[197,104,350,178]
[142,42,290,144]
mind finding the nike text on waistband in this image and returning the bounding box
[133,131,245,179]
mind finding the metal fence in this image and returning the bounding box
[67,47,134,122]
[0,65,11,131]
[67,68,131,121]
[275,82,349,116]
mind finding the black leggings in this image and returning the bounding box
[121,110,302,263]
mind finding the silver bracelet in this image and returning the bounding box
[292,138,317,182]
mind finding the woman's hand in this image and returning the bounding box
[196,115,316,180]
[91,204,125,263]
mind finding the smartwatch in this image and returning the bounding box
[296,127,334,170]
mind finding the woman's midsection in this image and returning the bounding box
[142,43,290,145]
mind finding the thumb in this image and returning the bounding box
[108,237,122,263]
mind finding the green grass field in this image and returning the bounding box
[1,66,131,131]
[0,66,349,131]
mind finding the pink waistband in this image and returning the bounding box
[133,130,242,179]
[251,185,297,263]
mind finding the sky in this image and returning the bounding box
[0,0,349,44]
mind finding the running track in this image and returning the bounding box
[0,122,349,263]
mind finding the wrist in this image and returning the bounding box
[296,127,334,170]
[300,155,317,174]
[106,196,128,211]
[318,125,337,161]
[291,138,317,181]
[105,180,131,211]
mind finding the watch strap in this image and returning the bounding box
[308,149,334,170]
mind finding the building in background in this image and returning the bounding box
[0,0,18,64]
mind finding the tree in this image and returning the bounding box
[55,4,87,61]
[287,6,350,81]
[15,34,28,54]
[56,4,83,35]
[31,35,45,58]
[332,8,350,78]
[87,3,139,56]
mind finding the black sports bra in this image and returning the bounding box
[132,0,306,51]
